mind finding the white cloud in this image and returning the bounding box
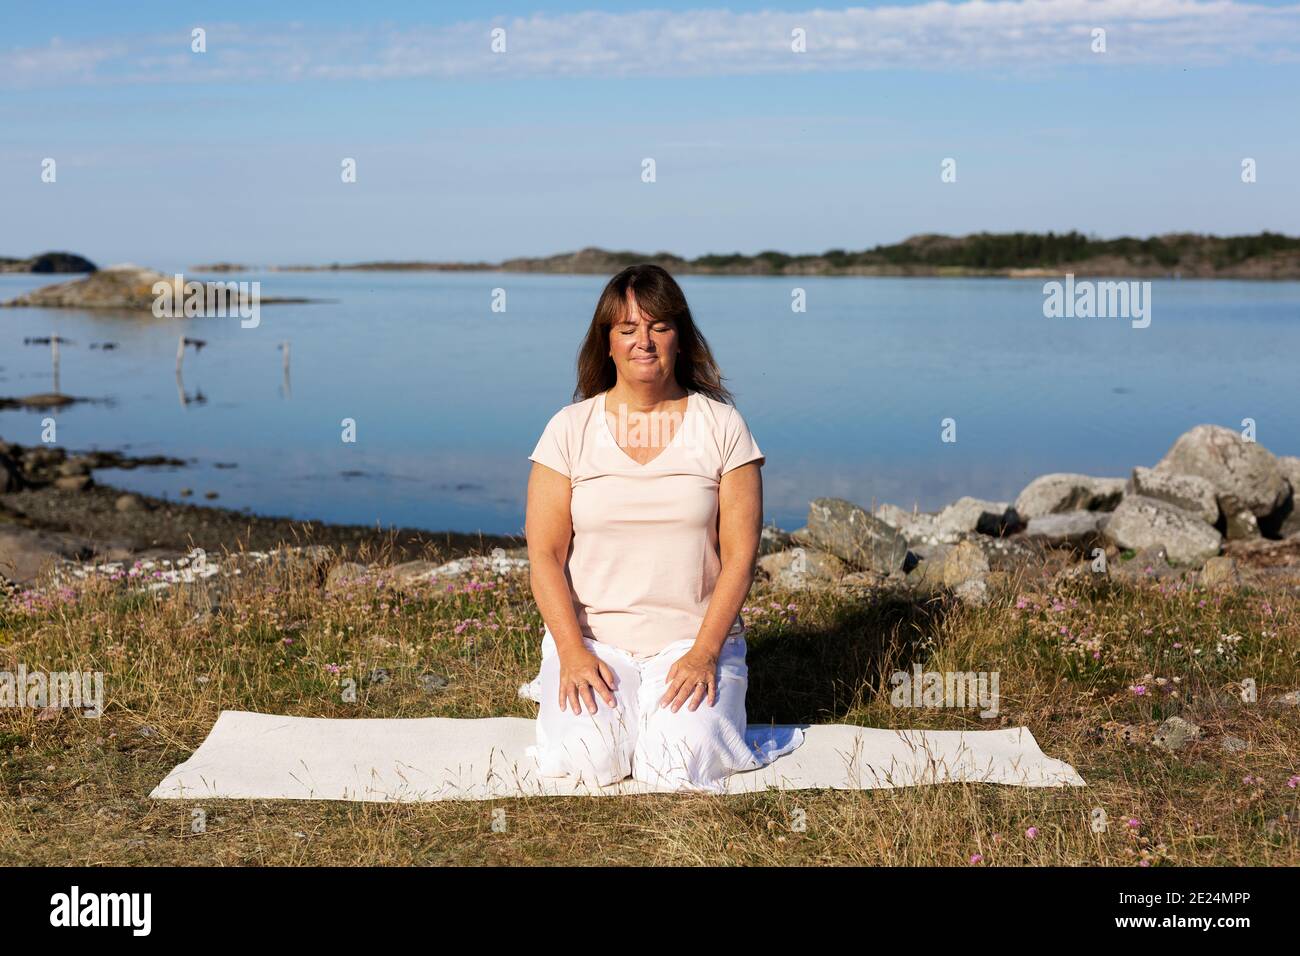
[3,1,1299,89]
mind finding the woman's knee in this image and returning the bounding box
[636,705,741,782]
[535,707,636,786]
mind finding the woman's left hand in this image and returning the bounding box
[659,648,720,712]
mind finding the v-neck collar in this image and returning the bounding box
[600,389,693,469]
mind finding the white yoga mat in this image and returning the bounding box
[149,710,1086,802]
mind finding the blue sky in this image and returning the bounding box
[2,1,1298,268]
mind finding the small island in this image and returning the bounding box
[0,251,97,274]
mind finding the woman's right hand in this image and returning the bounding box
[557,649,618,714]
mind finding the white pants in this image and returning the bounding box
[523,627,768,794]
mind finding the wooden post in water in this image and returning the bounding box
[279,340,291,398]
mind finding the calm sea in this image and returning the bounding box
[2,270,1297,535]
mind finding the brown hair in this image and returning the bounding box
[573,264,735,405]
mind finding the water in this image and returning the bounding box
[2,271,1297,535]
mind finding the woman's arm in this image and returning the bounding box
[694,460,764,658]
[524,461,586,657]
[525,460,617,712]
[658,461,763,711]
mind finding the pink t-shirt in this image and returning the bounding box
[528,389,766,659]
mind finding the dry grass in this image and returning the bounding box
[0,548,1296,866]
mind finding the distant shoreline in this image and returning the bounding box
[191,230,1300,280]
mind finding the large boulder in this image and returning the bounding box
[935,496,1020,538]
[1023,511,1105,551]
[1128,466,1219,525]
[1274,456,1300,538]
[941,539,990,588]
[757,547,846,588]
[799,498,911,573]
[1111,544,1181,583]
[0,526,95,585]
[1218,495,1261,541]
[1103,495,1223,566]
[1014,473,1125,519]
[1154,424,1289,519]
[874,504,943,547]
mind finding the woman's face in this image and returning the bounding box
[608,290,678,388]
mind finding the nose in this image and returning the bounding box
[635,325,654,352]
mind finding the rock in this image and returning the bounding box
[757,547,846,588]
[875,504,944,546]
[801,498,911,572]
[1274,457,1300,537]
[417,672,448,694]
[1198,556,1241,589]
[431,551,529,577]
[324,561,369,590]
[1023,511,1104,550]
[1014,473,1125,519]
[53,474,92,492]
[941,539,990,588]
[1151,716,1201,752]
[935,497,1020,538]
[1154,424,1289,519]
[1111,545,1180,583]
[57,457,92,478]
[362,667,390,687]
[1128,466,1219,524]
[1219,734,1248,754]
[0,452,22,493]
[759,523,792,556]
[388,560,441,586]
[1217,495,1261,541]
[267,545,334,575]
[1276,501,1300,539]
[953,578,989,607]
[961,533,1046,570]
[1102,495,1222,565]
[0,393,82,411]
[114,493,146,512]
[0,526,95,585]
[903,553,947,594]
[904,540,952,563]
[1056,552,1115,583]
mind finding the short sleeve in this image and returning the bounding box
[721,405,765,475]
[528,409,571,478]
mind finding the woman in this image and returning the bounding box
[520,264,804,793]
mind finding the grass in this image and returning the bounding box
[0,545,1296,866]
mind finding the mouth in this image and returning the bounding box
[632,355,657,364]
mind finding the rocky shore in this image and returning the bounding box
[3,422,1298,601]
[0,437,523,588]
[757,424,1300,600]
